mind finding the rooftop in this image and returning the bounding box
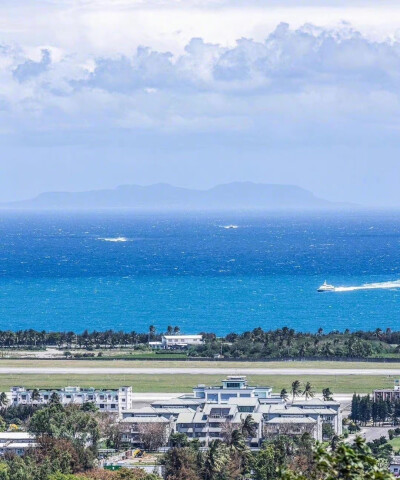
[0,442,38,449]
[291,399,340,406]
[123,407,193,416]
[121,417,170,424]
[152,398,203,407]
[12,386,129,394]
[163,335,202,339]
[227,397,260,406]
[265,417,316,424]
[0,433,35,440]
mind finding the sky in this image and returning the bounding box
[2,0,400,206]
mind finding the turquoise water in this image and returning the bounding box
[1,210,400,334]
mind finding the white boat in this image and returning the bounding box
[317,281,335,292]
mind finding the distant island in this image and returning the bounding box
[2,182,347,210]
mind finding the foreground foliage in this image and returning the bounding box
[162,431,393,480]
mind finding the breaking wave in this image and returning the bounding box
[98,237,129,242]
[334,280,400,292]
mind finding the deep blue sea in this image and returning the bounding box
[1,210,400,335]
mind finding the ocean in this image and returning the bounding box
[1,210,400,335]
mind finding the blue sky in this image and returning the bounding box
[2,0,400,205]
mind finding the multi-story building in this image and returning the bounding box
[259,404,327,441]
[192,376,273,403]
[263,416,321,440]
[374,382,400,403]
[175,404,263,446]
[120,414,173,448]
[0,432,37,456]
[118,377,342,448]
[292,399,342,435]
[10,386,133,414]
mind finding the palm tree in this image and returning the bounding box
[148,325,156,342]
[0,392,8,408]
[322,387,333,401]
[166,325,173,335]
[31,389,40,403]
[280,388,289,401]
[203,440,228,480]
[241,415,257,438]
[374,328,383,340]
[303,382,315,400]
[290,380,303,400]
[49,392,60,405]
[291,380,302,401]
[229,429,247,451]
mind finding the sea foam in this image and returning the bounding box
[98,237,129,242]
[334,280,400,292]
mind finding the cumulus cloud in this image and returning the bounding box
[13,49,51,82]
[78,24,400,95]
[2,23,400,138]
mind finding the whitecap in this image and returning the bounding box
[98,237,129,242]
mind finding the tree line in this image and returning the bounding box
[0,326,181,350]
[192,327,392,359]
[350,394,400,426]
[0,326,396,360]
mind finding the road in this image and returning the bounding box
[359,426,393,442]
[0,367,396,375]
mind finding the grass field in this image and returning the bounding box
[389,437,400,452]
[1,359,400,369]
[0,373,395,393]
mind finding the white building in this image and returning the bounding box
[175,404,263,447]
[374,380,400,403]
[390,456,400,477]
[117,377,342,448]
[192,376,273,403]
[259,404,323,441]
[161,335,204,349]
[292,399,342,435]
[151,398,203,410]
[10,386,133,414]
[121,406,194,421]
[120,416,173,448]
[149,335,204,349]
[0,432,37,456]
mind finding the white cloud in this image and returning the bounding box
[1,23,400,141]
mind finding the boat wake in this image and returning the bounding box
[334,280,400,292]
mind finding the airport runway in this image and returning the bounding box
[0,367,397,375]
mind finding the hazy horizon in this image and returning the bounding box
[2,1,400,206]
[1,181,343,211]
